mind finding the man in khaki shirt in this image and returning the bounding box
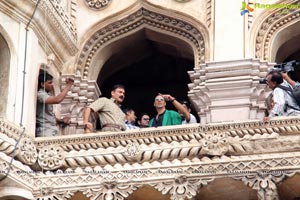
[83,84,126,132]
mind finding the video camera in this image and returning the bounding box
[259,60,300,84]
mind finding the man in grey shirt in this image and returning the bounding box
[83,84,126,132]
[36,71,74,137]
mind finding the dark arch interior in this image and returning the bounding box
[274,24,300,82]
[98,50,196,121]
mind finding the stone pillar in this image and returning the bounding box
[188,58,274,124]
[60,74,100,135]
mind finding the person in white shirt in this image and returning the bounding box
[123,108,139,130]
[180,101,197,124]
[263,71,300,122]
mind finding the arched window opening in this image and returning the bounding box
[0,33,11,118]
[98,40,196,120]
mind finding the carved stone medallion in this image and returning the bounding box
[200,131,229,156]
[16,138,38,165]
[84,0,112,10]
[38,146,65,170]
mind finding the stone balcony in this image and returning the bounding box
[1,117,300,200]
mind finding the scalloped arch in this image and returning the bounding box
[251,0,300,61]
[76,3,209,80]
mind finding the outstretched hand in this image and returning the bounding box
[66,78,74,86]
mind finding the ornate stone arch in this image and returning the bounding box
[0,24,17,120]
[251,0,300,61]
[76,3,209,80]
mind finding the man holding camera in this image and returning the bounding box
[263,71,300,122]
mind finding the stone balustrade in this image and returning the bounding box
[1,117,300,199]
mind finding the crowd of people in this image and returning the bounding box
[36,67,300,137]
[36,70,198,137]
[82,85,198,133]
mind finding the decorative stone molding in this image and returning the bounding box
[0,119,37,166]
[34,117,300,151]
[0,133,16,156]
[59,74,100,135]
[206,0,213,27]
[0,119,27,141]
[152,176,214,200]
[254,1,300,60]
[234,170,295,200]
[200,131,228,156]
[82,182,141,200]
[3,118,300,198]
[0,154,35,187]
[77,7,207,79]
[188,59,273,123]
[33,128,299,169]
[173,0,192,2]
[29,151,300,199]
[84,0,113,10]
[61,132,300,168]
[124,142,141,159]
[16,138,38,165]
[35,190,75,200]
[1,0,78,67]
[38,146,65,170]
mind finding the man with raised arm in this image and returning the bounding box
[36,70,74,137]
[149,93,185,127]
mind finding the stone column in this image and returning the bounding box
[60,74,100,134]
[188,58,274,124]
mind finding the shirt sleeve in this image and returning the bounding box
[37,90,50,103]
[269,88,285,117]
[88,98,105,112]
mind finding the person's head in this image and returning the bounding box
[266,71,283,90]
[111,84,125,104]
[38,71,54,92]
[180,101,192,114]
[123,108,136,124]
[153,94,166,110]
[138,113,150,128]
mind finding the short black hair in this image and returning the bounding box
[180,100,192,110]
[123,108,134,115]
[38,71,53,90]
[111,84,125,92]
[268,71,283,85]
[138,112,150,121]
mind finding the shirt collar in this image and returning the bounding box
[110,97,121,107]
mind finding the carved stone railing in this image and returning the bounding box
[1,117,300,199]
